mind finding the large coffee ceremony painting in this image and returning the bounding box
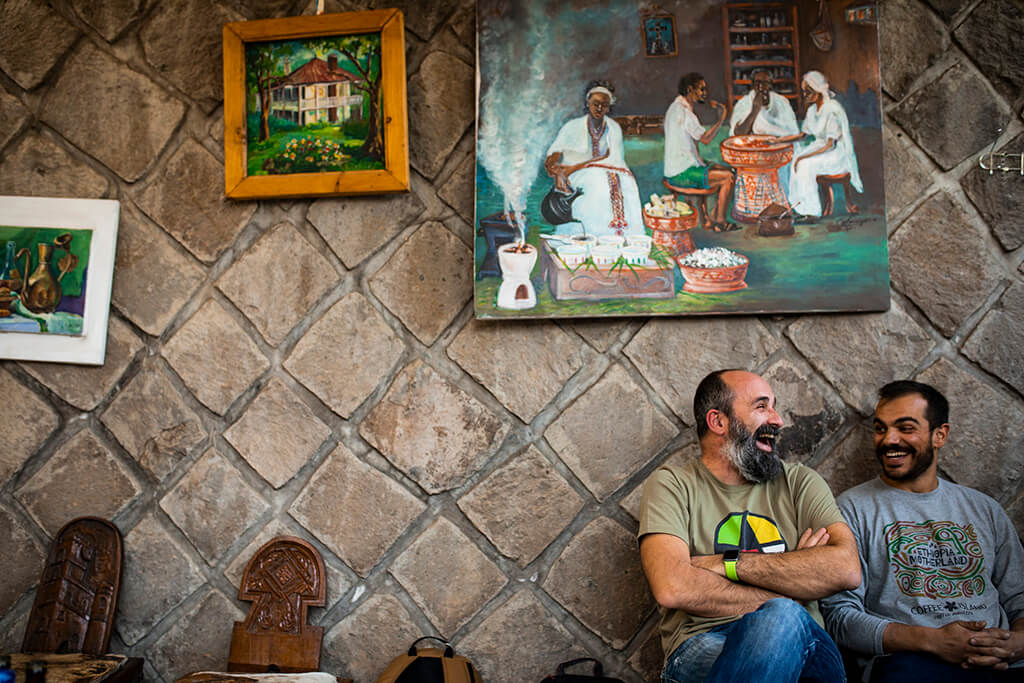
[474,0,888,319]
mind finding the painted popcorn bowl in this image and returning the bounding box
[677,247,749,293]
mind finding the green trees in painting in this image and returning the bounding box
[310,35,383,161]
[247,43,290,143]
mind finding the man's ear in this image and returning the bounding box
[706,409,728,436]
[931,423,950,449]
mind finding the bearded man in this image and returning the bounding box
[639,369,860,682]
[821,381,1024,682]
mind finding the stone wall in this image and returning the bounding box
[0,0,1021,681]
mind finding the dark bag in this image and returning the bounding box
[541,658,624,683]
[375,636,481,683]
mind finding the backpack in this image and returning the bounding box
[375,637,482,683]
[540,658,624,683]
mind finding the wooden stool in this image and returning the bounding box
[815,173,859,216]
[663,179,717,229]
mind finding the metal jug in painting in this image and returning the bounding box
[17,233,78,314]
[0,241,22,317]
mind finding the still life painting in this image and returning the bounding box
[474,0,888,319]
[0,196,119,365]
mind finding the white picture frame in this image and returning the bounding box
[0,196,120,365]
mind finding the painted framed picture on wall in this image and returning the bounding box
[474,0,889,319]
[222,9,409,199]
[0,196,119,365]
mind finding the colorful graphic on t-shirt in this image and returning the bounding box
[714,511,787,554]
[884,520,986,599]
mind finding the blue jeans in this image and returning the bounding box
[662,598,845,682]
[870,652,1022,683]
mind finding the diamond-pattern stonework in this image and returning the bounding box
[437,154,474,223]
[447,319,587,422]
[572,319,632,352]
[284,292,406,418]
[545,364,677,501]
[224,378,331,488]
[963,284,1024,396]
[360,360,510,493]
[0,0,80,89]
[0,369,59,487]
[918,359,1024,503]
[372,0,453,41]
[878,0,948,100]
[391,516,506,635]
[0,131,110,199]
[407,52,474,179]
[461,590,585,683]
[21,317,143,410]
[111,205,207,336]
[961,132,1024,252]
[135,139,255,263]
[322,593,421,683]
[882,126,934,223]
[763,358,846,463]
[888,62,1009,171]
[369,222,473,345]
[117,514,206,646]
[40,43,186,182]
[458,446,583,566]
[815,422,877,496]
[163,300,270,415]
[160,448,269,563]
[953,0,1024,101]
[289,445,426,576]
[890,194,1005,336]
[70,0,145,41]
[16,430,140,536]
[308,192,425,269]
[544,516,652,648]
[0,506,46,615]
[216,222,336,346]
[0,91,28,151]
[101,361,207,481]
[149,590,245,682]
[625,317,779,423]
[786,301,933,414]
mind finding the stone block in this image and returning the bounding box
[101,360,207,481]
[963,283,1024,395]
[40,43,186,182]
[360,360,510,494]
[0,369,59,487]
[629,629,666,683]
[923,0,963,22]
[408,52,474,179]
[134,139,255,263]
[224,0,300,19]
[21,317,143,410]
[918,358,1024,503]
[882,125,934,223]
[322,593,421,683]
[460,590,584,683]
[447,318,587,422]
[888,62,1009,171]
[0,131,109,199]
[390,517,506,635]
[786,301,933,414]
[117,514,207,645]
[139,0,240,112]
[111,205,207,336]
[762,357,847,463]
[0,506,46,615]
[71,0,145,41]
[624,317,779,423]
[543,516,653,648]
[224,378,331,488]
[0,0,80,89]
[878,0,948,100]
[0,610,29,654]
[148,589,245,682]
[544,364,677,501]
[289,445,425,576]
[284,292,405,418]
[890,193,1005,336]
[371,0,453,41]
[961,132,1024,252]
[0,91,28,150]
[572,319,632,352]
[217,222,336,346]
[163,299,270,415]
[160,448,269,564]
[953,0,1024,101]
[816,422,878,497]
[307,191,425,269]
[458,446,584,566]
[450,0,475,49]
[16,430,140,536]
[620,443,701,521]
[437,153,475,223]
[369,222,473,345]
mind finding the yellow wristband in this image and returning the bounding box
[724,558,739,582]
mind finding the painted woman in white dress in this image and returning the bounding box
[543,81,644,237]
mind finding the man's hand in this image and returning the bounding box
[925,621,988,666]
[796,527,830,549]
[963,627,1024,669]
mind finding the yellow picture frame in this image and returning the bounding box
[222,9,409,199]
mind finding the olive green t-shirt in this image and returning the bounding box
[638,459,845,661]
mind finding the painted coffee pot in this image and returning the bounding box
[17,233,78,314]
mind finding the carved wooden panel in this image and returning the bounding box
[22,517,123,655]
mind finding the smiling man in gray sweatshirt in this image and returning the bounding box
[822,380,1024,682]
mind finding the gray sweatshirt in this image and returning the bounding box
[821,477,1024,660]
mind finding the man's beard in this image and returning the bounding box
[875,441,934,482]
[726,419,783,484]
